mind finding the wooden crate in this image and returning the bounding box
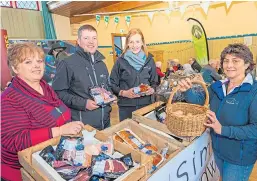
[18,125,151,181]
[132,101,197,146]
[101,119,183,180]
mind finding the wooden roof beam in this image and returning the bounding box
[71,1,160,24]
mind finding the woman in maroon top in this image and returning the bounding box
[1,43,84,181]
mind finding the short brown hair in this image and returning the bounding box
[123,28,148,56]
[78,24,97,39]
[220,43,254,73]
[8,42,45,73]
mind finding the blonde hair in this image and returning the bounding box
[8,42,45,74]
[122,28,148,56]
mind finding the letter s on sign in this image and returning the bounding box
[177,160,189,181]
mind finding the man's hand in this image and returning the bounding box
[86,100,99,110]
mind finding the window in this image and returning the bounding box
[16,1,39,11]
[0,1,12,7]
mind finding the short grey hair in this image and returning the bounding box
[77,24,97,39]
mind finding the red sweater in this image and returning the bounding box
[1,76,71,181]
[156,67,165,77]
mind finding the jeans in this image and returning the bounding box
[214,154,254,181]
[119,105,146,121]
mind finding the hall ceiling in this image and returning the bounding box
[47,1,160,24]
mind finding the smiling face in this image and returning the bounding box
[222,54,249,80]
[77,29,98,54]
[127,33,143,54]
[12,53,45,84]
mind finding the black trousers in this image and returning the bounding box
[119,105,146,121]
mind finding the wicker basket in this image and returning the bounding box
[165,80,209,137]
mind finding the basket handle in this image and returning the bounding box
[167,80,209,107]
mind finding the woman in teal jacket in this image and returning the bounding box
[178,44,257,181]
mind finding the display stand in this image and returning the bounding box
[132,102,220,181]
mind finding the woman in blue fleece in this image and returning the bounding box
[178,44,257,181]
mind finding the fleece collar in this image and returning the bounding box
[210,73,254,100]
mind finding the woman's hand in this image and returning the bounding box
[177,78,192,92]
[60,121,84,135]
[122,88,140,99]
[204,110,222,135]
[146,87,155,96]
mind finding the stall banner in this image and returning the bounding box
[188,19,209,66]
[148,129,220,181]
[1,29,12,90]
[8,40,76,85]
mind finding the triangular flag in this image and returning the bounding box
[180,5,186,16]
[226,1,232,9]
[200,2,210,15]
[165,9,171,16]
[96,15,100,26]
[104,16,110,27]
[125,15,131,28]
[165,10,171,21]
[148,12,155,22]
[114,16,119,27]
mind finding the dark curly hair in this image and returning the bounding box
[220,43,254,73]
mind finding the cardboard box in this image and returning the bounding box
[101,119,183,180]
[132,101,197,146]
[18,125,151,181]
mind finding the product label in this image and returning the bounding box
[74,150,84,165]
[63,140,77,151]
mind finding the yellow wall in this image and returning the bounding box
[0,7,44,39]
[148,36,257,72]
[70,1,257,72]
[72,1,257,45]
[52,14,73,40]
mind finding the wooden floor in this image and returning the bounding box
[110,104,257,180]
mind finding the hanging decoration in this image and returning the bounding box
[104,16,110,27]
[125,15,131,27]
[114,16,119,27]
[165,9,171,21]
[226,1,232,9]
[148,12,155,22]
[200,1,210,15]
[165,9,171,16]
[96,15,101,26]
[179,5,186,16]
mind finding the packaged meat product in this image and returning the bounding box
[52,160,72,168]
[144,143,158,152]
[133,84,150,96]
[55,166,86,180]
[119,154,134,168]
[39,145,56,166]
[116,129,145,150]
[55,136,84,163]
[69,168,92,181]
[113,135,124,143]
[90,87,117,106]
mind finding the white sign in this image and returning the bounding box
[148,130,220,181]
[244,36,252,46]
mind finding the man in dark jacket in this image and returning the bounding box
[52,25,111,130]
[189,57,202,73]
[201,59,222,84]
